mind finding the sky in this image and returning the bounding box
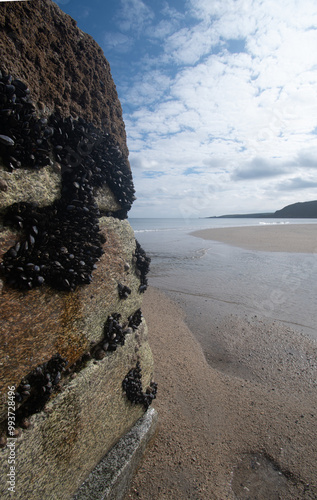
[54,0,317,218]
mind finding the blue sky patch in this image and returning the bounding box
[142,171,165,178]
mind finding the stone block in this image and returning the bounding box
[73,408,158,500]
[0,321,154,500]
[0,217,143,421]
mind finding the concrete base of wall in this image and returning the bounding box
[73,408,158,500]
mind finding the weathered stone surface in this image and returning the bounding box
[0,2,156,499]
[0,0,128,156]
[0,163,61,218]
[0,217,142,421]
[73,408,158,500]
[95,184,122,214]
[0,321,154,500]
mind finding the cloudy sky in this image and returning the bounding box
[56,0,317,217]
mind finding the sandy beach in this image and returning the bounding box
[125,221,317,500]
[125,223,317,499]
[191,223,317,253]
[125,287,317,499]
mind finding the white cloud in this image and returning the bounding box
[276,177,317,191]
[122,71,172,107]
[109,0,317,216]
[104,32,132,53]
[232,157,291,180]
[296,147,317,167]
[164,25,219,65]
[116,0,154,34]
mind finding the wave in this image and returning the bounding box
[259,221,290,225]
[192,247,210,259]
[133,228,171,233]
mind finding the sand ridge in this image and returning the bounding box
[191,223,317,253]
[125,287,317,500]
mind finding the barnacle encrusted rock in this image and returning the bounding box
[0,1,154,499]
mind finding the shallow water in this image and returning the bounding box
[129,218,317,340]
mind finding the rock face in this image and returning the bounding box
[0,2,155,499]
[0,0,128,156]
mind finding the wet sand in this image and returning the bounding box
[191,223,317,253]
[125,224,317,499]
[125,287,317,499]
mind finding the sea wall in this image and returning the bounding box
[0,1,155,498]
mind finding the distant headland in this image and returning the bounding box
[208,200,317,219]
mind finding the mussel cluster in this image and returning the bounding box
[128,308,143,330]
[93,308,143,360]
[0,71,135,209]
[134,240,151,293]
[15,354,67,419]
[93,313,131,359]
[122,362,158,410]
[0,72,137,291]
[48,113,136,214]
[0,71,51,170]
[1,199,103,290]
[118,282,131,299]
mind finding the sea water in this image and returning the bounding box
[129,218,317,340]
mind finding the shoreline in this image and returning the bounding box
[126,286,317,499]
[191,223,317,253]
